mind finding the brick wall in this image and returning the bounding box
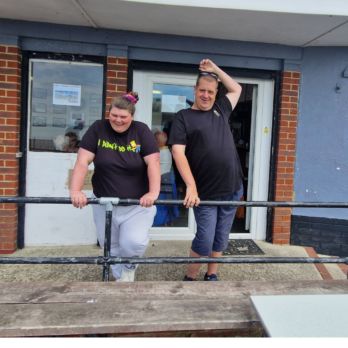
[0,45,21,253]
[105,57,128,118]
[291,215,348,257]
[272,71,300,244]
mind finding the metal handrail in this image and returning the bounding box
[1,196,348,208]
[1,196,347,281]
[1,256,347,265]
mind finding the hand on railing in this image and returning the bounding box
[139,191,159,207]
[70,190,88,208]
[183,185,200,208]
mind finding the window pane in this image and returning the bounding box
[152,83,194,228]
[29,61,103,152]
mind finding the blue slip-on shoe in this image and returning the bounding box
[204,273,218,281]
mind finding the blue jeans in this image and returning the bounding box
[192,185,244,256]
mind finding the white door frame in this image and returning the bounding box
[133,71,274,241]
[232,77,274,240]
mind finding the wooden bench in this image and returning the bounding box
[0,280,347,337]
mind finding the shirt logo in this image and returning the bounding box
[98,139,141,153]
[213,109,221,117]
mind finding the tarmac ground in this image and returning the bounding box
[0,240,346,282]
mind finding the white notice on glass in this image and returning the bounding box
[53,84,81,106]
[161,95,186,113]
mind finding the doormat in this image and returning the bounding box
[223,239,264,255]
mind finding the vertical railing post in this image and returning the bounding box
[103,201,113,281]
[99,198,120,282]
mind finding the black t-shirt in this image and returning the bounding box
[79,120,159,199]
[168,96,243,199]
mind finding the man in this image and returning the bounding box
[168,59,244,281]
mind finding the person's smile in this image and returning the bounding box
[193,78,218,111]
[108,106,133,133]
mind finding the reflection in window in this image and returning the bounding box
[151,83,194,228]
[29,61,103,152]
[53,131,79,153]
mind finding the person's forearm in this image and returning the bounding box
[172,151,196,189]
[70,161,88,192]
[214,66,242,95]
[147,160,161,196]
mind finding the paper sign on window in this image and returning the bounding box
[53,83,81,106]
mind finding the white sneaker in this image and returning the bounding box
[119,269,136,282]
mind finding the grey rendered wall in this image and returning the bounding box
[294,47,348,219]
[0,18,301,71]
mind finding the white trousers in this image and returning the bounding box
[92,204,156,280]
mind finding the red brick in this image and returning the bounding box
[108,78,127,85]
[281,138,296,145]
[107,57,117,64]
[0,53,18,61]
[273,239,290,245]
[116,58,128,65]
[291,84,299,92]
[0,181,18,189]
[117,71,127,79]
[3,188,18,195]
[0,242,17,250]
[5,118,20,125]
[6,47,19,54]
[0,82,18,89]
[116,85,127,92]
[107,71,117,78]
[109,64,127,72]
[278,132,288,139]
[0,249,17,254]
[6,61,20,69]
[0,203,17,210]
[279,109,290,116]
[281,83,291,91]
[6,90,20,98]
[282,72,292,78]
[6,75,20,83]
[0,67,18,75]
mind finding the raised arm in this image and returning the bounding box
[199,58,242,109]
[70,148,95,208]
[171,144,200,208]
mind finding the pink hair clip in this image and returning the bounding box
[122,94,138,105]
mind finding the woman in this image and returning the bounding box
[70,92,160,281]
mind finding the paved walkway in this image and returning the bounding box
[1,241,346,282]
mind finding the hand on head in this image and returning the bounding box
[199,59,218,74]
